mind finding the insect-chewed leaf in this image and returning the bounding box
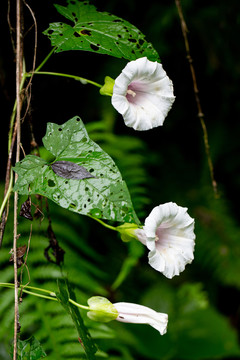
[13,116,139,224]
[51,160,95,180]
[43,0,159,62]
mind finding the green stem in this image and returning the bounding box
[88,215,119,232]
[26,70,103,88]
[0,282,90,311]
[69,299,90,310]
[0,169,13,219]
[35,47,56,73]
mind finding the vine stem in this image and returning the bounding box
[88,215,119,232]
[0,283,90,311]
[26,70,103,89]
[175,0,218,197]
[13,0,23,357]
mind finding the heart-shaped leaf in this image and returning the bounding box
[43,0,160,62]
[13,116,139,224]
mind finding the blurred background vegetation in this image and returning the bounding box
[0,0,240,359]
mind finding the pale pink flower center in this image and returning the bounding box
[155,225,171,250]
[126,81,146,104]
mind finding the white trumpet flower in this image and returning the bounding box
[136,202,195,278]
[114,302,168,335]
[87,296,168,335]
[111,57,175,131]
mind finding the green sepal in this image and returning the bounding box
[116,223,140,242]
[87,296,118,323]
[99,76,115,97]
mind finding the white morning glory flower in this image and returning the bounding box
[87,296,168,335]
[114,302,168,335]
[111,57,175,131]
[136,202,195,278]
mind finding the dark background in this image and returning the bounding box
[1,0,240,359]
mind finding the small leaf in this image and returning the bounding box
[51,160,95,180]
[12,336,47,360]
[9,245,27,268]
[43,0,159,62]
[44,223,65,265]
[19,198,33,221]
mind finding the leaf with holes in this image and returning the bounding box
[13,116,140,224]
[43,0,159,62]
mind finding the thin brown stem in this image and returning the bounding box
[13,0,24,357]
[175,0,218,197]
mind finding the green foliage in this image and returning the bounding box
[193,191,240,289]
[13,117,139,225]
[56,279,98,360]
[43,0,159,61]
[0,198,112,359]
[11,337,47,360]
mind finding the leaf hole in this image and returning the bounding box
[74,32,81,38]
[90,44,99,51]
[48,179,55,187]
[58,128,62,131]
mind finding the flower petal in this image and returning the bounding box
[136,202,195,278]
[111,57,175,131]
[114,302,168,335]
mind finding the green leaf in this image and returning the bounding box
[14,336,47,360]
[56,279,98,360]
[43,0,159,62]
[13,116,139,224]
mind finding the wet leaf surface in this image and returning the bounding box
[13,116,139,224]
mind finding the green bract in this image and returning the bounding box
[87,296,118,323]
[43,0,160,62]
[13,116,139,224]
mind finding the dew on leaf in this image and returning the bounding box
[90,208,102,218]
